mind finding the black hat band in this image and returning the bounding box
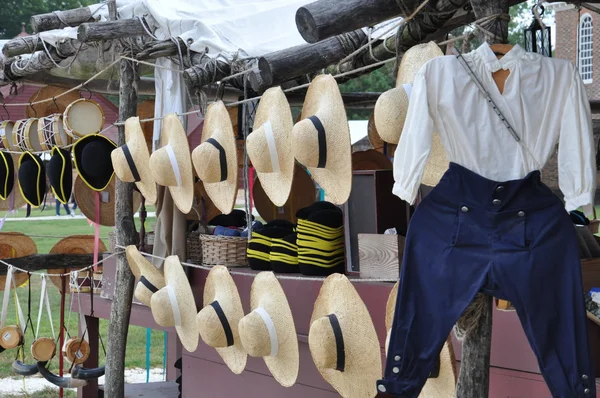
[139,276,158,293]
[210,300,234,347]
[307,115,327,168]
[327,314,345,372]
[206,138,227,182]
[122,144,141,182]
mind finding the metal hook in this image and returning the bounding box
[50,97,60,114]
[214,81,226,102]
[29,102,37,118]
[81,85,93,100]
[2,104,10,121]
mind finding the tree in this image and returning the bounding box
[0,0,95,39]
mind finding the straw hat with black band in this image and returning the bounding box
[0,232,37,290]
[309,274,382,398]
[126,245,165,307]
[196,265,247,374]
[73,134,116,192]
[0,151,15,200]
[385,282,457,397]
[17,151,46,208]
[150,256,198,353]
[192,101,238,215]
[48,147,73,204]
[111,117,157,204]
[238,272,299,387]
[293,74,352,205]
[247,86,295,207]
[149,114,194,214]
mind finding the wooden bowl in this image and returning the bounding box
[31,337,56,361]
[62,337,90,365]
[0,325,23,349]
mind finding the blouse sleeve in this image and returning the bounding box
[558,65,596,217]
[392,66,435,204]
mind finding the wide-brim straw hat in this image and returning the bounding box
[239,271,299,387]
[196,265,246,374]
[367,114,396,156]
[149,114,194,214]
[293,74,352,205]
[0,232,37,289]
[47,235,107,292]
[309,274,382,398]
[385,282,457,397]
[150,256,198,353]
[247,87,294,207]
[352,149,393,171]
[74,174,142,227]
[192,101,238,215]
[111,117,157,204]
[26,86,80,118]
[253,163,316,224]
[126,245,165,307]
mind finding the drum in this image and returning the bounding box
[13,119,40,152]
[62,337,90,365]
[70,270,91,293]
[31,337,56,361]
[0,325,23,349]
[0,121,15,150]
[38,114,71,151]
[63,99,105,139]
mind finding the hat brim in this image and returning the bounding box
[162,115,194,214]
[126,245,165,307]
[0,232,37,290]
[367,113,397,156]
[310,274,382,398]
[73,134,117,191]
[250,272,299,387]
[0,151,15,200]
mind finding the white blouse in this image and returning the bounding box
[393,42,596,215]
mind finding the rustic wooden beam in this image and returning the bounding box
[136,38,189,61]
[183,57,231,89]
[104,43,140,398]
[0,253,95,274]
[31,7,99,33]
[2,36,45,58]
[77,19,147,42]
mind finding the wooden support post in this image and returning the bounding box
[77,316,99,398]
[77,19,147,42]
[31,7,99,33]
[2,36,45,57]
[183,58,231,89]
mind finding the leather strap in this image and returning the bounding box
[122,145,141,182]
[307,116,327,168]
[36,275,55,339]
[206,138,228,182]
[210,301,233,347]
[327,314,345,372]
[139,276,158,293]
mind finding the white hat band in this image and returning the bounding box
[254,306,279,357]
[166,284,182,327]
[165,145,182,188]
[263,120,280,174]
[402,83,412,100]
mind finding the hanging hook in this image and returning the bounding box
[214,81,226,102]
[49,97,60,114]
[29,102,37,118]
[2,103,10,121]
[81,85,93,100]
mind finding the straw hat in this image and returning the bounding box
[111,117,157,204]
[367,114,396,156]
[47,235,107,292]
[126,245,165,307]
[74,175,142,227]
[17,152,46,207]
[238,271,299,387]
[189,178,221,223]
[196,265,246,374]
[352,149,392,171]
[385,282,457,397]
[293,74,352,205]
[149,114,194,214]
[48,147,73,204]
[137,100,155,152]
[26,86,80,118]
[0,232,37,290]
[150,256,198,353]
[73,134,117,192]
[309,274,381,398]
[0,151,15,200]
[247,87,294,207]
[192,101,239,215]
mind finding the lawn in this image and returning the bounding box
[0,212,164,380]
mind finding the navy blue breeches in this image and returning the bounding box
[378,163,595,398]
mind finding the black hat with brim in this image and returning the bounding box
[48,147,73,204]
[73,134,116,191]
[18,152,46,207]
[0,152,14,200]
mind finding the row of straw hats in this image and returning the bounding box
[127,246,456,397]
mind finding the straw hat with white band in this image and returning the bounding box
[238,271,299,387]
[126,245,165,307]
[191,101,239,215]
[247,87,294,207]
[196,266,247,374]
[149,114,194,214]
[150,256,198,352]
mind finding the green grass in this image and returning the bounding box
[3,387,77,398]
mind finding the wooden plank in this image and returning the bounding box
[77,316,99,398]
[0,253,94,273]
[77,19,147,42]
[31,7,96,33]
[358,234,403,279]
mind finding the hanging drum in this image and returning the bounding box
[38,114,71,151]
[63,99,105,140]
[0,121,15,150]
[13,119,40,152]
[62,337,90,365]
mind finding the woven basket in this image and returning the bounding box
[199,234,248,267]
[186,224,203,265]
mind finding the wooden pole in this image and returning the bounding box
[2,36,45,57]
[31,7,98,33]
[77,19,147,42]
[104,0,139,395]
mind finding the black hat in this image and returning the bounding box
[295,201,339,220]
[270,232,299,274]
[0,152,14,200]
[209,209,255,228]
[247,226,295,271]
[18,152,46,207]
[48,147,73,204]
[73,134,116,191]
[297,209,345,276]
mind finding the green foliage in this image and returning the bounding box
[0,0,95,39]
[339,63,396,120]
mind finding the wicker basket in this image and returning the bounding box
[199,234,248,267]
[186,227,203,265]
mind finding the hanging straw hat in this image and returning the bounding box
[385,282,457,397]
[309,274,382,398]
[0,151,15,200]
[367,114,396,156]
[196,265,246,374]
[74,175,142,227]
[73,134,117,192]
[150,256,198,353]
[293,75,352,205]
[149,114,194,214]
[26,86,80,118]
[111,117,157,204]
[126,245,165,307]
[238,271,299,387]
[188,178,221,223]
[17,151,46,207]
[192,101,239,215]
[352,149,393,171]
[46,235,107,292]
[48,147,73,204]
[0,232,37,290]
[253,163,316,224]
[137,100,155,152]
[247,87,294,207]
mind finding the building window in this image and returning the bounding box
[578,13,593,84]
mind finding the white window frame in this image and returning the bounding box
[578,13,594,84]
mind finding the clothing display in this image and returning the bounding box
[381,42,597,398]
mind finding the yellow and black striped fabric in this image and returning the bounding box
[270,232,299,273]
[247,227,294,271]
